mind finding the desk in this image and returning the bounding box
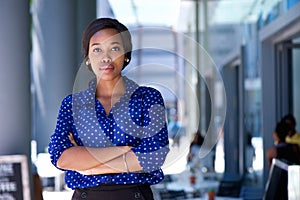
[185,197,243,200]
[165,170,220,195]
[166,180,219,193]
[163,171,219,199]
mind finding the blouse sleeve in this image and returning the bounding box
[131,87,170,172]
[48,95,75,169]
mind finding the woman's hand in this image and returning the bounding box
[77,169,94,175]
[68,133,78,146]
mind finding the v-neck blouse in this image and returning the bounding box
[48,76,170,189]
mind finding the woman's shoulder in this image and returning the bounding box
[60,94,73,105]
[135,86,162,96]
[60,87,94,107]
[134,86,164,104]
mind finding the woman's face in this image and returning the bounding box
[88,28,125,81]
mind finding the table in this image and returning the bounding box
[161,170,220,199]
[185,197,243,200]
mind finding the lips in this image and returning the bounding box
[99,64,114,71]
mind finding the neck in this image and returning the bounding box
[277,140,286,144]
[95,76,125,98]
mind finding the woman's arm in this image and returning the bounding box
[65,134,141,174]
[266,147,276,168]
[49,96,132,172]
[57,145,132,171]
[129,87,170,173]
[59,133,142,175]
[78,151,143,175]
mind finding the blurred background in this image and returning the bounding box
[1,0,300,199]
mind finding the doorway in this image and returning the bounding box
[275,37,300,127]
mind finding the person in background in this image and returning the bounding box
[48,18,169,200]
[245,133,255,173]
[281,113,300,147]
[266,121,300,168]
[167,115,182,147]
[187,131,215,173]
[188,131,204,165]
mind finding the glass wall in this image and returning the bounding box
[291,37,300,131]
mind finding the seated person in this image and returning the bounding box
[188,131,215,172]
[266,121,300,168]
[281,114,300,147]
[188,131,204,165]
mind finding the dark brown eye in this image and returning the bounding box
[92,48,102,53]
[111,46,121,51]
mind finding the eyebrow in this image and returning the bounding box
[91,41,122,47]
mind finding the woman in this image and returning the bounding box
[48,18,169,200]
[266,121,300,168]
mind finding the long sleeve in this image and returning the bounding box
[131,87,170,172]
[48,95,76,168]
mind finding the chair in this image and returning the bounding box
[216,173,242,197]
[159,190,186,200]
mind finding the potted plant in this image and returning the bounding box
[206,188,216,200]
[189,167,196,185]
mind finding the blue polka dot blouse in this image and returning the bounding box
[48,76,170,189]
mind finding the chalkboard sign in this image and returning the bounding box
[0,155,30,200]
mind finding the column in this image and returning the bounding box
[0,1,31,157]
[32,0,97,153]
[32,0,77,153]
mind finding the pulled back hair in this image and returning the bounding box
[275,121,290,142]
[282,113,296,127]
[82,18,132,69]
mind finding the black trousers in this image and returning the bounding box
[71,184,154,200]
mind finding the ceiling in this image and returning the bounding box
[107,0,282,29]
[108,0,181,26]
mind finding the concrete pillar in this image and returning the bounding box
[76,0,97,64]
[32,0,78,153]
[0,1,31,157]
[32,0,97,153]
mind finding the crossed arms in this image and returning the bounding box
[57,134,143,175]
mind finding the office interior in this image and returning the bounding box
[1,0,300,199]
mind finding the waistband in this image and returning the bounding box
[78,184,150,191]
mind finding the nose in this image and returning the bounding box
[101,54,112,63]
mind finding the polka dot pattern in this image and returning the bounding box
[48,76,170,189]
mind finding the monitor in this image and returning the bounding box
[264,158,289,200]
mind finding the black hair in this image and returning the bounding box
[82,18,132,69]
[281,113,296,127]
[275,121,290,142]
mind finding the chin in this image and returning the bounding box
[97,74,121,81]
